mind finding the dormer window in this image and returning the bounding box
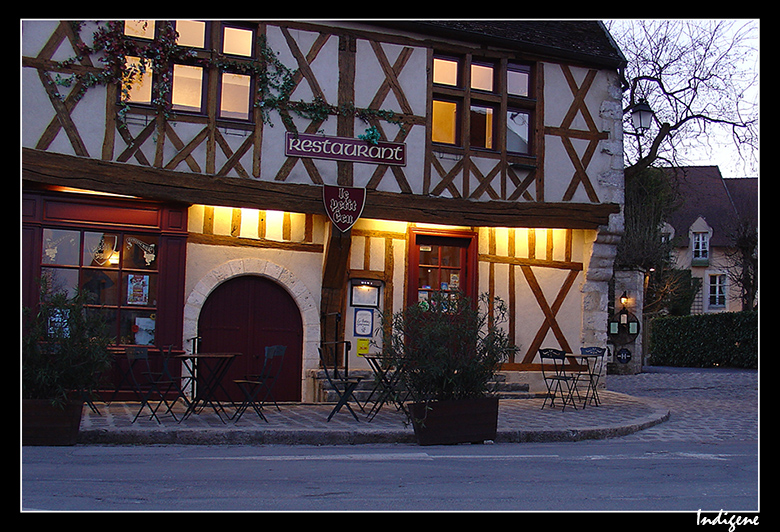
[692,232,709,265]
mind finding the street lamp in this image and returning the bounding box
[631,99,653,134]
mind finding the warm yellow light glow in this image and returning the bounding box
[433,58,458,86]
[124,20,154,39]
[124,56,152,104]
[220,73,251,120]
[432,100,458,144]
[175,20,206,48]
[471,64,494,91]
[172,64,203,112]
[223,26,253,57]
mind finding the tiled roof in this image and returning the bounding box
[666,166,758,248]
[375,20,626,68]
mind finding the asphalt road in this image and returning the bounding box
[21,367,759,513]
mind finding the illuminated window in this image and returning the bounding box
[175,20,206,48]
[407,229,477,307]
[220,72,252,120]
[470,63,494,92]
[431,54,534,155]
[124,56,152,105]
[40,228,160,346]
[172,64,204,113]
[124,20,154,40]
[223,26,254,57]
[433,57,459,86]
[432,100,459,145]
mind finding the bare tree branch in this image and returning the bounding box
[608,20,759,177]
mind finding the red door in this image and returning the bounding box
[197,275,303,402]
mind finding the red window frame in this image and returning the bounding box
[406,227,478,307]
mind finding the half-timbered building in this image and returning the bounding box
[22,20,627,402]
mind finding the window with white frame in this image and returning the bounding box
[692,232,709,262]
[708,274,727,308]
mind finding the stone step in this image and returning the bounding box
[314,370,544,402]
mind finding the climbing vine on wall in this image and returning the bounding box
[51,20,405,142]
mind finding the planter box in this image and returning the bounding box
[22,399,83,446]
[409,396,499,446]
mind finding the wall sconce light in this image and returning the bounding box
[620,291,629,307]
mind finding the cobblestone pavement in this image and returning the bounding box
[606,366,759,443]
[75,366,756,445]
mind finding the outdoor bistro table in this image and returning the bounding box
[175,353,240,423]
[363,354,408,421]
[573,349,605,408]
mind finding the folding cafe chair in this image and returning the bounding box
[232,345,287,422]
[577,346,606,407]
[318,341,365,421]
[539,348,579,411]
[126,346,179,423]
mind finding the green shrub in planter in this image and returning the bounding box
[22,280,114,408]
[382,292,516,403]
[381,292,517,445]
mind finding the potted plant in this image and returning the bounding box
[22,280,113,445]
[382,292,516,445]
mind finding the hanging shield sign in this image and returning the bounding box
[323,185,366,232]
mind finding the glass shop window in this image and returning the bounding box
[40,229,159,346]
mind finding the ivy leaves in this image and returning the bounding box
[51,21,405,140]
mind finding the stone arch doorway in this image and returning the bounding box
[197,274,303,402]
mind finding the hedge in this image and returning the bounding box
[648,311,757,368]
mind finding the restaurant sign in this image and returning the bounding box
[285,132,406,166]
[323,185,366,232]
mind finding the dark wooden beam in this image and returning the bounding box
[22,148,620,229]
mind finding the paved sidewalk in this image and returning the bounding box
[78,386,671,446]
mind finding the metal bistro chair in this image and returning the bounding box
[232,345,287,422]
[318,341,365,422]
[160,344,191,410]
[539,348,579,411]
[126,346,179,423]
[578,346,607,407]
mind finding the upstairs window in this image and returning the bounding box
[121,20,254,122]
[175,20,207,48]
[222,25,254,57]
[433,57,459,86]
[470,62,494,92]
[171,64,205,113]
[124,56,152,105]
[507,63,530,97]
[692,232,709,266]
[124,20,155,40]
[431,55,534,156]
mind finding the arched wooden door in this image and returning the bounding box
[197,275,303,402]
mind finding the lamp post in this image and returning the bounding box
[630,99,653,134]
